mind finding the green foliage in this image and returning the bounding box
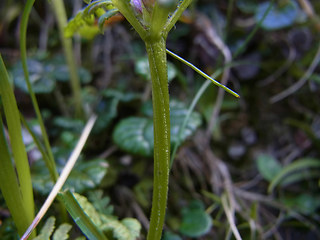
[113,117,153,156]
[179,200,212,238]
[256,154,282,182]
[32,216,73,240]
[53,117,85,133]
[58,191,108,240]
[162,231,182,240]
[133,178,153,208]
[2,0,319,239]
[268,158,320,193]
[280,193,320,216]
[59,191,141,240]
[33,217,55,240]
[135,57,177,82]
[64,0,118,39]
[32,158,108,195]
[100,216,141,240]
[113,100,202,157]
[88,190,114,216]
[10,56,92,94]
[64,9,100,39]
[94,89,141,133]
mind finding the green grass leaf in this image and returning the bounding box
[0,54,34,237]
[0,116,31,237]
[268,158,320,193]
[280,193,320,215]
[58,190,108,240]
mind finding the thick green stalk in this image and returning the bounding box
[0,114,31,237]
[0,55,35,238]
[145,38,170,240]
[50,0,83,116]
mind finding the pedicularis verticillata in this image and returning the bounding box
[105,1,194,239]
[66,1,238,239]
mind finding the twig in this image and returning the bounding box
[221,194,242,240]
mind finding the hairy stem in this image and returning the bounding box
[145,38,170,240]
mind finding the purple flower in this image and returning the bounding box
[130,0,143,14]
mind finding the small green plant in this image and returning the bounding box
[2,0,319,239]
[63,1,238,240]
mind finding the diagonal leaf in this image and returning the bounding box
[268,158,320,193]
[0,115,30,237]
[58,190,108,240]
[0,54,34,236]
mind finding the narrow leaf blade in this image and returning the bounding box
[58,190,108,240]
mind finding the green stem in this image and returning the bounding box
[50,0,83,116]
[21,0,59,182]
[111,0,147,40]
[164,0,193,35]
[166,49,239,98]
[145,38,170,240]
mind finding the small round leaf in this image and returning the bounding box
[256,154,282,182]
[179,201,212,238]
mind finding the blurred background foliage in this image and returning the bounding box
[0,0,320,239]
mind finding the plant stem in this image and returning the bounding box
[145,38,170,240]
[50,0,83,117]
[21,0,59,183]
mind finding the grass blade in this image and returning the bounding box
[58,190,108,240]
[20,0,59,182]
[268,158,320,193]
[0,116,31,237]
[0,54,35,237]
